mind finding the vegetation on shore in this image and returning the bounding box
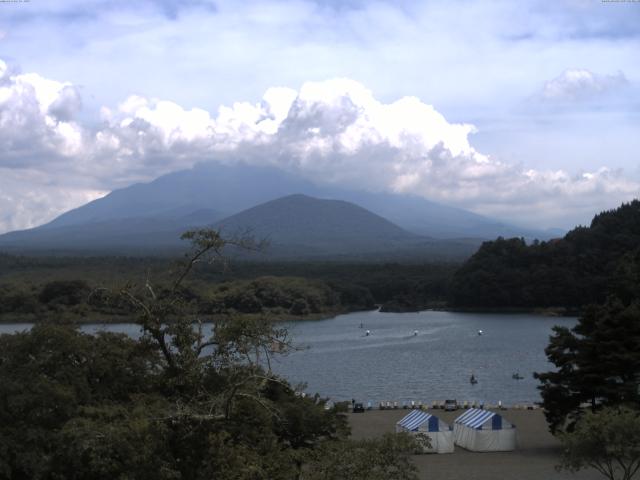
[0,255,457,322]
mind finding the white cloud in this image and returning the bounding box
[100,77,637,227]
[0,60,85,165]
[0,168,106,233]
[539,69,628,102]
[0,59,638,233]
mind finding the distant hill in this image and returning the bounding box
[215,194,417,251]
[450,200,640,308]
[0,162,561,258]
[37,163,557,239]
[0,194,480,259]
[213,194,478,259]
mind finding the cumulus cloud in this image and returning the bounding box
[99,77,638,226]
[0,59,84,167]
[539,69,628,102]
[0,59,638,233]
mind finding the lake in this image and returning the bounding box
[0,309,574,405]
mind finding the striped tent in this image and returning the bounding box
[396,410,454,454]
[453,408,516,452]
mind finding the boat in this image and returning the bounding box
[477,329,483,336]
[365,330,371,336]
[512,372,524,380]
[470,374,478,385]
[413,330,418,336]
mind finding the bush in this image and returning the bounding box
[39,280,90,306]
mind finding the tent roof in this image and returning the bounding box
[397,410,443,431]
[455,409,501,429]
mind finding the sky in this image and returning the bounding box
[0,0,639,233]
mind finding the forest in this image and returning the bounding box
[450,200,640,310]
[0,254,457,323]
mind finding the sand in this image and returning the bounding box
[348,408,602,480]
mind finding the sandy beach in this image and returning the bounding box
[348,408,602,480]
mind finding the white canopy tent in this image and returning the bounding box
[453,408,516,452]
[395,410,454,454]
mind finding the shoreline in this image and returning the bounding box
[0,305,581,325]
[382,304,582,316]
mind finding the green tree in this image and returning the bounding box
[535,299,640,433]
[558,406,640,480]
[302,433,420,480]
[39,279,90,305]
[0,324,160,480]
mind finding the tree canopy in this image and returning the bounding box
[558,406,640,480]
[535,299,640,433]
[451,200,640,309]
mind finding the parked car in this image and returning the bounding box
[353,402,365,413]
[444,399,458,411]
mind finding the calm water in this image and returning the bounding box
[274,310,575,405]
[0,310,574,405]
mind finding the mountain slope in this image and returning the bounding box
[0,163,561,257]
[0,193,481,259]
[37,162,557,240]
[214,194,419,255]
[43,163,310,229]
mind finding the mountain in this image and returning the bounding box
[38,162,558,239]
[213,194,470,259]
[450,200,640,308]
[0,162,561,257]
[0,193,479,259]
[216,194,415,248]
[42,163,309,229]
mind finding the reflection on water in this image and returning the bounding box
[0,310,575,404]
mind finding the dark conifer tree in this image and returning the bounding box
[536,299,640,433]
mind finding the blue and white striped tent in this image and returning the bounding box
[396,410,454,453]
[453,408,516,452]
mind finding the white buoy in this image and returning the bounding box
[478,329,483,336]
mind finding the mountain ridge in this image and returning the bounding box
[37,162,559,239]
[0,163,563,259]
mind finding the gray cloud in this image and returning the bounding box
[539,69,629,102]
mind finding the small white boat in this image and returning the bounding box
[365,330,371,336]
[477,329,483,336]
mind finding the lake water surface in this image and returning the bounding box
[0,309,574,405]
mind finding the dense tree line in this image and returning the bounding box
[0,259,457,322]
[0,276,374,323]
[451,200,640,309]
